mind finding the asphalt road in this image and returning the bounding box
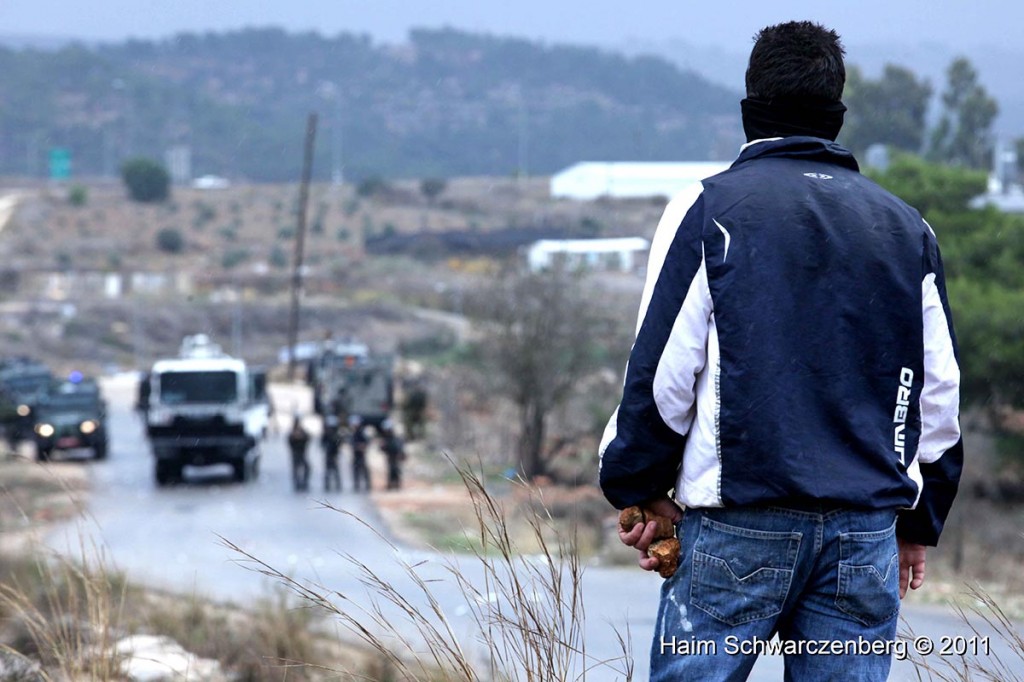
[46,375,1021,681]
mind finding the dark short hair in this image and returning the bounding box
[745,21,846,101]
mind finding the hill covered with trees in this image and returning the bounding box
[0,28,743,182]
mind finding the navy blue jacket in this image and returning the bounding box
[599,137,962,546]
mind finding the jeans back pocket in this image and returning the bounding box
[835,520,900,627]
[691,516,801,626]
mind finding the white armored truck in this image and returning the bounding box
[145,334,269,486]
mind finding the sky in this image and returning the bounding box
[0,0,1020,54]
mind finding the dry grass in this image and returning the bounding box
[0,455,88,537]
[0,458,373,681]
[901,583,1024,681]
[0,536,368,681]
[223,460,634,681]
[0,539,128,681]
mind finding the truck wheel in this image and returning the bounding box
[93,442,108,461]
[232,460,248,483]
[36,447,52,462]
[155,461,179,486]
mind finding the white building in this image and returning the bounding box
[526,238,650,273]
[551,161,730,200]
[969,141,1024,213]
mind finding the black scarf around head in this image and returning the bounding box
[741,96,847,143]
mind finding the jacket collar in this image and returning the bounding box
[732,136,860,173]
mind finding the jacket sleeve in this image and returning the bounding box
[599,190,710,509]
[897,229,963,546]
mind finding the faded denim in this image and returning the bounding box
[651,505,900,681]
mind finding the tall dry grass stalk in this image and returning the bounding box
[0,458,330,681]
[0,537,127,681]
[902,583,1024,681]
[223,461,633,681]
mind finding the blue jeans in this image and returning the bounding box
[650,505,900,681]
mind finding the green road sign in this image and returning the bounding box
[49,147,71,180]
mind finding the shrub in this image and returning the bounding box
[68,184,88,207]
[121,157,170,203]
[269,246,288,268]
[221,248,250,269]
[420,177,447,203]
[156,228,185,254]
[356,176,390,198]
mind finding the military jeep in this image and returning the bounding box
[32,377,108,461]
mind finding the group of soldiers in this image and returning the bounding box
[285,415,406,494]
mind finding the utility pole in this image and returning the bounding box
[516,85,529,183]
[287,113,318,382]
[316,81,343,187]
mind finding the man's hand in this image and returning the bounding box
[897,537,927,599]
[618,498,683,572]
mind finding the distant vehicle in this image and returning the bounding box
[0,359,54,444]
[144,334,269,486]
[32,376,108,461]
[312,340,393,428]
[192,174,231,190]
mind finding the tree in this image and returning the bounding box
[121,157,170,203]
[1016,137,1024,184]
[841,65,932,156]
[155,227,185,254]
[67,184,88,207]
[356,176,390,198]
[480,268,601,479]
[928,57,999,169]
[869,153,1024,414]
[866,153,987,216]
[420,177,447,205]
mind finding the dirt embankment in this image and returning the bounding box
[0,452,89,554]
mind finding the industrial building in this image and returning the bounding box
[550,161,730,200]
[525,237,650,273]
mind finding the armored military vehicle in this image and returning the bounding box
[311,339,393,428]
[0,359,54,445]
[32,375,108,461]
[144,334,269,486]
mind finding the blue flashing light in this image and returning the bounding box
[69,370,84,384]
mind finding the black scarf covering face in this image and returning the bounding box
[741,97,847,142]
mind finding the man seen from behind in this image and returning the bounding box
[599,20,962,681]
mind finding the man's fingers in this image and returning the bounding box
[638,550,660,572]
[646,498,684,524]
[618,522,645,547]
[619,518,660,548]
[621,522,663,572]
[897,540,927,599]
[909,560,925,590]
[634,520,660,552]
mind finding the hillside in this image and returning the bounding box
[0,28,743,182]
[0,176,656,383]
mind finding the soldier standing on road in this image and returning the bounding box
[321,415,343,492]
[350,417,371,492]
[401,378,429,441]
[287,415,311,493]
[379,420,406,491]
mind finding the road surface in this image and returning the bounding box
[45,375,1020,681]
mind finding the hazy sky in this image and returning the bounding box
[1,0,1019,54]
